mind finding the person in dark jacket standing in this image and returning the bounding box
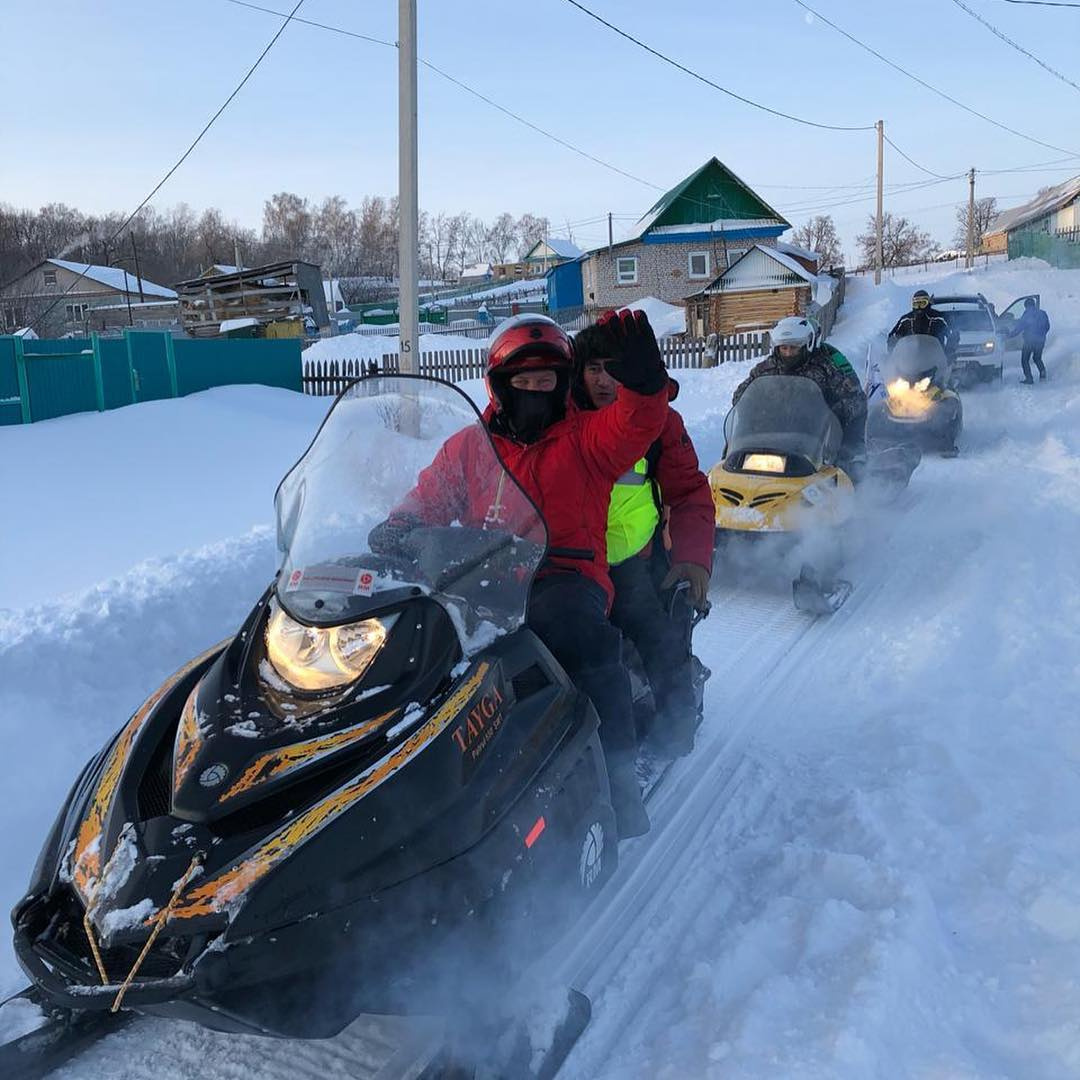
[1016,297,1050,383]
[733,316,867,469]
[373,312,669,838]
[573,322,714,757]
[887,289,954,354]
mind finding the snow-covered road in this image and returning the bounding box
[3,258,1080,1077]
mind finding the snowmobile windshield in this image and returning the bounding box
[883,334,951,387]
[274,375,547,652]
[724,375,841,469]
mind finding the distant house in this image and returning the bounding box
[460,262,494,284]
[987,176,1080,266]
[684,244,823,337]
[0,258,177,337]
[577,158,790,311]
[522,237,584,274]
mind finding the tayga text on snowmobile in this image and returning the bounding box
[8,375,630,1072]
[707,374,856,614]
[867,333,963,456]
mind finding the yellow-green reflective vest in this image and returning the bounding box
[607,457,660,566]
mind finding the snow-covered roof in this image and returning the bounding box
[461,262,493,279]
[525,236,584,260]
[47,259,177,299]
[990,175,1080,234]
[701,244,818,294]
[775,240,820,265]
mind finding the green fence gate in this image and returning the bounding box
[0,331,302,425]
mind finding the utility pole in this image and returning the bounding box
[875,120,884,286]
[398,0,419,376]
[966,168,976,270]
[130,232,145,304]
[607,212,613,256]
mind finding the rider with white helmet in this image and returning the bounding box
[732,315,867,467]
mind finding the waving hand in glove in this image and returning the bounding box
[596,308,669,396]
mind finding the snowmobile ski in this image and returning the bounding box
[0,986,134,1080]
[792,566,853,615]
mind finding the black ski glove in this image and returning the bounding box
[596,309,668,395]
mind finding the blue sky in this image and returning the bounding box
[3,0,1079,261]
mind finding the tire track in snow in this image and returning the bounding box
[558,567,898,1078]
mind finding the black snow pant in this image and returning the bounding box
[609,552,696,738]
[527,573,637,758]
[1021,343,1046,380]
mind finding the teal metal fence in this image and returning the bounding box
[0,331,302,425]
[1008,228,1080,270]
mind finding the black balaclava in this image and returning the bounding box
[491,369,570,444]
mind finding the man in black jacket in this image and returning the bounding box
[887,290,954,354]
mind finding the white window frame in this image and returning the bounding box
[65,302,88,323]
[688,251,710,280]
[43,268,58,288]
[615,256,638,286]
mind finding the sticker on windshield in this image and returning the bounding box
[286,564,369,593]
[354,570,376,597]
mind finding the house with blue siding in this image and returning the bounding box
[577,158,790,311]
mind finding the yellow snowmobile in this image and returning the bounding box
[709,374,855,613]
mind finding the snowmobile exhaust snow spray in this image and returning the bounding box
[3,376,636,1078]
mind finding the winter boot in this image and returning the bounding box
[1020,377,1034,385]
[648,704,697,759]
[608,755,650,839]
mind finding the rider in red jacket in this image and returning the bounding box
[375,312,669,838]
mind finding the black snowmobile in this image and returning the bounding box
[867,333,963,457]
[5,376,636,1078]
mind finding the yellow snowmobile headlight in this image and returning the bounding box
[265,598,394,691]
[743,453,787,474]
[914,376,931,391]
[887,378,910,396]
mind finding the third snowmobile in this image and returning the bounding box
[867,333,963,456]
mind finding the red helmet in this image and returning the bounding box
[485,314,573,412]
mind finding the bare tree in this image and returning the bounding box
[792,215,843,269]
[856,212,933,269]
[516,213,550,258]
[486,212,519,263]
[262,192,314,260]
[953,196,998,252]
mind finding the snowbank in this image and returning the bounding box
[625,296,686,338]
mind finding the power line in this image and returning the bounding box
[948,0,1080,93]
[793,0,1080,157]
[32,0,306,331]
[998,0,1080,7]
[560,0,874,132]
[225,0,664,192]
[883,135,961,180]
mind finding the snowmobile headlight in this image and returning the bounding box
[743,453,787,474]
[914,376,931,392]
[887,378,910,396]
[265,598,395,691]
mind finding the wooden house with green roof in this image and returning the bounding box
[577,157,790,311]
